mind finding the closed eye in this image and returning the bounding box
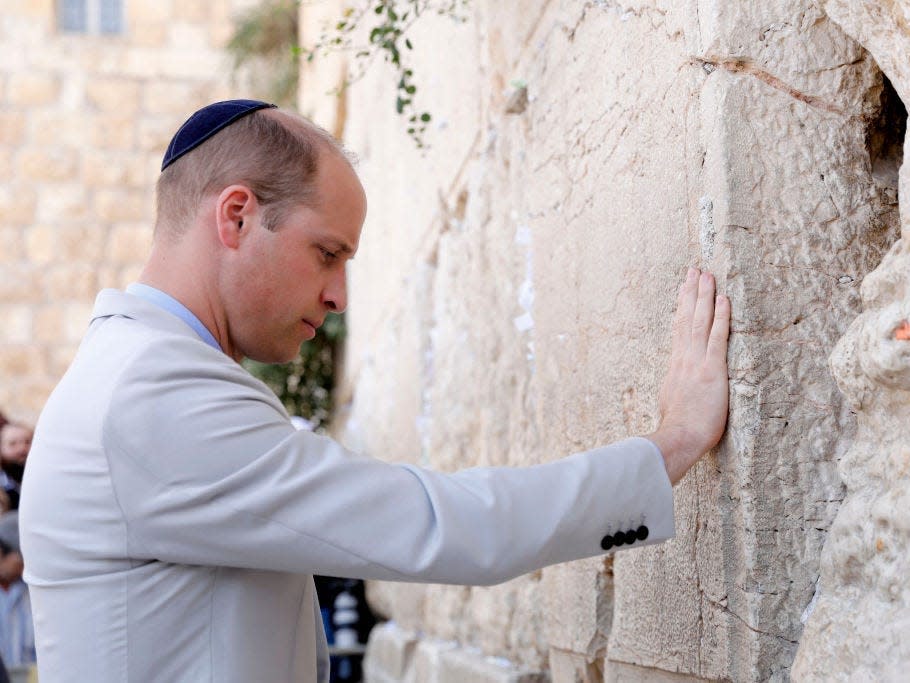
[318,246,338,263]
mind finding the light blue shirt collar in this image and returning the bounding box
[126,283,223,352]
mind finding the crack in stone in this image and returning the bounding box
[690,56,847,115]
[705,597,799,646]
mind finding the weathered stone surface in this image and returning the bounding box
[610,2,900,678]
[790,5,910,680]
[308,1,907,681]
[548,648,601,683]
[604,661,709,682]
[364,622,548,683]
[363,622,419,681]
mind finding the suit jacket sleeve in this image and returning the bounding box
[102,335,675,586]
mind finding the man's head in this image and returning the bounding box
[156,101,348,239]
[0,423,32,467]
[146,101,367,364]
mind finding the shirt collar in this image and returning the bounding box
[126,283,223,352]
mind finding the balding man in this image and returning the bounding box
[20,100,730,683]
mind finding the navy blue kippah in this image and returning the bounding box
[161,99,277,171]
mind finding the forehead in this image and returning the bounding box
[295,150,366,252]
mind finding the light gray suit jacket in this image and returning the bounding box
[20,289,675,683]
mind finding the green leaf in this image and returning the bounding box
[420,112,431,122]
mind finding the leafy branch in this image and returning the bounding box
[302,0,469,148]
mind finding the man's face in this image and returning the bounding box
[223,151,367,363]
[0,425,32,466]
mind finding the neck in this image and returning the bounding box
[138,240,239,361]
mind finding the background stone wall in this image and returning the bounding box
[0,0,257,421]
[299,1,906,681]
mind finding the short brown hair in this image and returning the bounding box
[155,109,346,237]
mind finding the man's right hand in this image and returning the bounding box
[647,268,731,485]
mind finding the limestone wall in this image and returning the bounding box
[300,1,906,681]
[0,0,257,420]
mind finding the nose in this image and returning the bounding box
[322,268,348,313]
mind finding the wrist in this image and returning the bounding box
[644,427,701,485]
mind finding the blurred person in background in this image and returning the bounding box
[0,424,31,511]
[0,422,34,670]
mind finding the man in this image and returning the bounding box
[20,100,730,682]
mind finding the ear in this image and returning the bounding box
[214,185,258,249]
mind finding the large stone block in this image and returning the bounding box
[543,558,610,657]
[127,0,173,27]
[173,0,210,23]
[6,0,54,21]
[17,147,80,182]
[0,187,34,225]
[137,117,178,153]
[32,305,67,345]
[0,346,46,378]
[0,305,33,344]
[94,190,149,223]
[86,77,142,114]
[7,72,59,105]
[364,623,548,683]
[43,264,99,301]
[166,22,209,50]
[436,647,547,683]
[130,23,169,48]
[0,113,26,145]
[363,622,418,681]
[27,112,93,149]
[0,228,24,263]
[105,224,153,265]
[34,184,93,223]
[25,225,104,265]
[0,264,43,303]
[82,151,147,188]
[603,661,710,683]
[142,82,207,116]
[548,648,601,683]
[89,115,136,149]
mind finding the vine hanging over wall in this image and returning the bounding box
[302,0,470,148]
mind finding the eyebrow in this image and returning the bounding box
[319,238,356,257]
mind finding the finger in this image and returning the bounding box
[706,294,731,363]
[672,268,699,349]
[691,271,716,344]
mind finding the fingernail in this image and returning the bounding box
[687,268,697,282]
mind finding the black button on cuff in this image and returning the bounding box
[636,525,649,541]
[600,535,614,551]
